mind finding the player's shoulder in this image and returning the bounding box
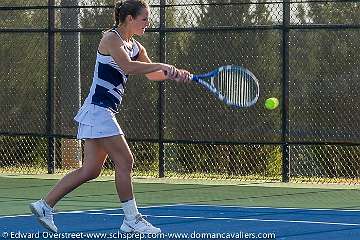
[101,30,123,45]
[98,30,124,54]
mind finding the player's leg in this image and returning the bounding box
[98,135,161,234]
[44,139,107,206]
[30,139,108,233]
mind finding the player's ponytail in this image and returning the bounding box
[113,1,124,29]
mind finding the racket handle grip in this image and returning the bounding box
[190,74,198,82]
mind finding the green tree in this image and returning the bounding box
[163,0,282,178]
[0,0,48,172]
[290,1,360,180]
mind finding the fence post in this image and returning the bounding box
[59,0,82,169]
[47,0,56,174]
[158,0,166,178]
[281,0,290,182]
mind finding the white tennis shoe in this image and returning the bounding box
[120,214,161,234]
[29,199,58,233]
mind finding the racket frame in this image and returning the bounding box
[191,65,259,108]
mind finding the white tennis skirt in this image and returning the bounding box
[74,104,123,139]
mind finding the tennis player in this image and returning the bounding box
[30,0,190,234]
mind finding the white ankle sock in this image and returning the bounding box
[122,199,139,220]
[41,199,53,210]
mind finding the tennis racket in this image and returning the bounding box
[191,65,259,108]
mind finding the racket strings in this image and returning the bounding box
[215,68,258,107]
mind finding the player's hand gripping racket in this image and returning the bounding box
[191,65,259,108]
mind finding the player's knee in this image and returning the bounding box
[87,170,101,180]
[122,157,134,174]
[115,154,134,174]
[79,166,101,181]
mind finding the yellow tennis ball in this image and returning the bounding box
[265,97,279,110]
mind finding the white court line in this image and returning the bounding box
[2,203,360,227]
[71,212,360,227]
[179,204,360,212]
[0,203,186,219]
[149,215,360,227]
[0,214,33,219]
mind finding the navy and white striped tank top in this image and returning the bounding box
[83,29,140,113]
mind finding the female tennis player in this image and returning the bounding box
[30,0,190,234]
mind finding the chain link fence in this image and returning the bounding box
[0,0,360,184]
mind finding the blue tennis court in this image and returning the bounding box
[2,204,360,239]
